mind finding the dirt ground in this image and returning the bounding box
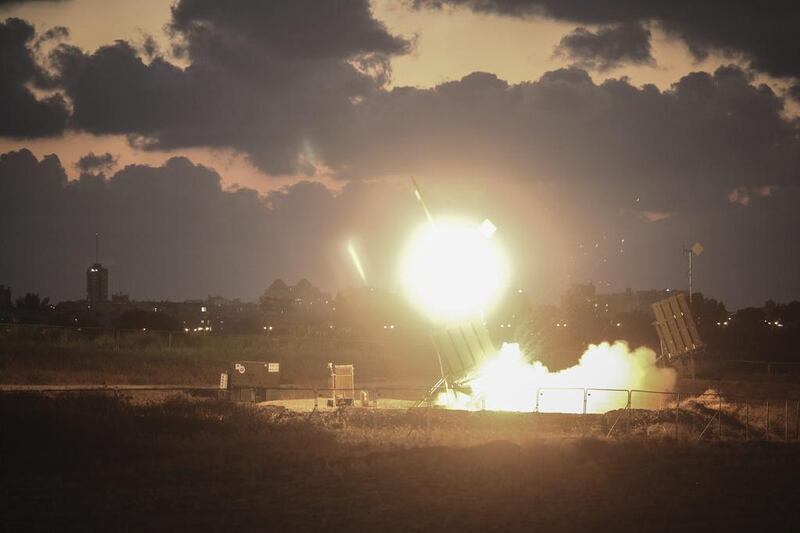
[2,393,800,532]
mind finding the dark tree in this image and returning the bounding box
[116,310,182,332]
[13,293,51,323]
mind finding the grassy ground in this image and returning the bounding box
[0,329,436,385]
[2,394,799,531]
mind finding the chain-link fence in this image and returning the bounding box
[6,384,799,442]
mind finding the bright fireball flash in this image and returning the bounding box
[401,217,508,323]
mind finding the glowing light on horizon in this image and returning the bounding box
[400,217,509,323]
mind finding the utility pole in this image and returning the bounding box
[683,242,704,304]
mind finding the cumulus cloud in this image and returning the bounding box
[0,17,68,137]
[169,0,410,60]
[789,83,800,102]
[75,151,117,174]
[728,185,777,206]
[0,149,424,302]
[554,22,654,71]
[413,0,800,80]
[38,0,411,175]
[2,147,800,309]
[0,0,65,6]
[330,65,799,215]
[2,1,800,308]
[6,1,799,191]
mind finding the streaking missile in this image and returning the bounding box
[347,241,367,282]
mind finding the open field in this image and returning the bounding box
[0,326,436,386]
[3,394,800,531]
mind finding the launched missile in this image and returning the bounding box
[411,177,434,225]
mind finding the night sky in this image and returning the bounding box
[1,0,799,309]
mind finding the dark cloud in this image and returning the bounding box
[75,151,117,174]
[331,65,799,214]
[0,149,421,302]
[33,24,67,47]
[2,2,799,309]
[789,83,800,102]
[47,41,191,136]
[0,0,65,6]
[2,147,799,309]
[316,62,800,307]
[141,34,158,59]
[413,0,800,79]
[727,185,776,206]
[40,0,411,175]
[0,17,68,137]
[170,0,410,60]
[554,22,654,71]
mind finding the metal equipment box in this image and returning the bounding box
[327,363,355,406]
[227,360,280,402]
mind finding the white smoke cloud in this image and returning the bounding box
[440,341,677,413]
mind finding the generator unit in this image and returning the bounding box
[327,363,355,407]
[221,360,280,402]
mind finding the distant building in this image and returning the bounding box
[261,278,329,306]
[561,283,674,317]
[262,279,292,301]
[560,283,597,311]
[292,278,323,304]
[111,292,130,304]
[626,289,674,314]
[86,263,109,304]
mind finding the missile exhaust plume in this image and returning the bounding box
[439,341,676,413]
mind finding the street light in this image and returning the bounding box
[683,242,704,304]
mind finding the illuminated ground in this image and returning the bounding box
[3,393,799,531]
[259,398,418,411]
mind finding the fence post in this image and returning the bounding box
[796,401,799,441]
[627,390,632,435]
[718,395,723,440]
[675,393,680,440]
[535,388,540,413]
[375,390,380,430]
[583,389,588,415]
[313,388,318,411]
[426,396,431,433]
[786,400,789,442]
[745,401,749,441]
[582,389,588,436]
